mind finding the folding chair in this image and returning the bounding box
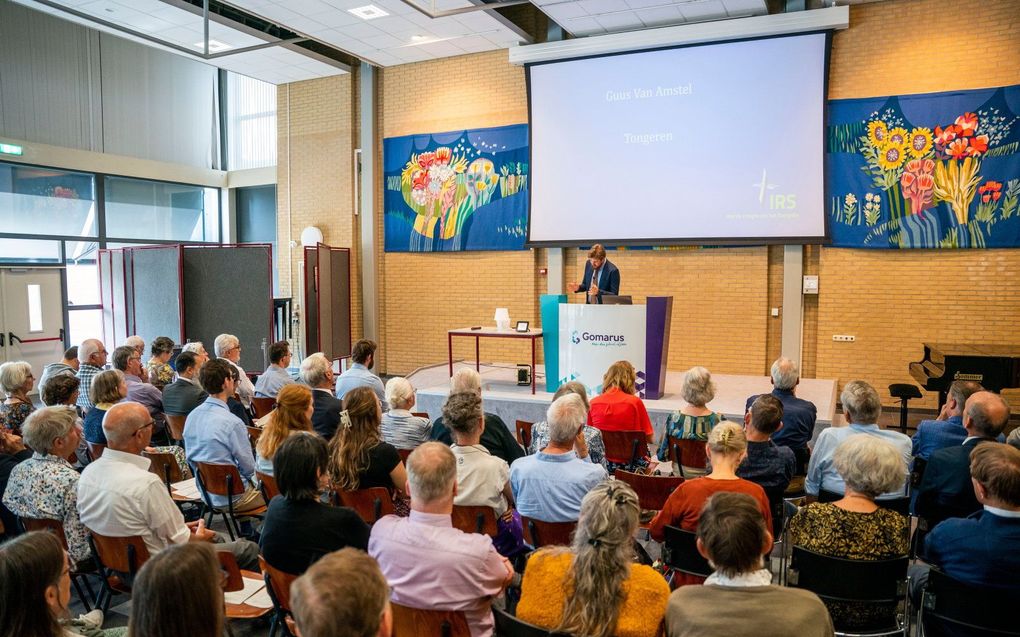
[195,462,267,540]
[451,505,499,537]
[252,397,276,419]
[493,606,559,637]
[218,550,272,621]
[165,414,187,447]
[85,441,106,461]
[257,470,281,501]
[515,420,534,451]
[397,448,413,464]
[332,487,395,525]
[521,516,576,548]
[613,470,683,514]
[260,555,299,637]
[246,426,263,450]
[662,525,713,586]
[390,601,470,637]
[20,517,98,611]
[600,430,646,472]
[87,530,151,613]
[667,436,707,478]
[917,567,1019,637]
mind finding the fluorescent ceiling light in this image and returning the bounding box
[348,4,389,20]
[193,39,233,52]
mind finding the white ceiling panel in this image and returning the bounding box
[532,0,766,37]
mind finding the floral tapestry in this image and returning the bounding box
[828,84,1020,248]
[383,124,529,252]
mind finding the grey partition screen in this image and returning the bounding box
[303,246,319,357]
[98,250,115,345]
[182,245,273,373]
[128,245,183,345]
[303,244,352,361]
[109,249,128,346]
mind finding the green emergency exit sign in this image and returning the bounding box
[0,143,23,156]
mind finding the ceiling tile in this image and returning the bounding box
[721,0,767,16]
[334,20,388,38]
[634,5,683,26]
[678,0,727,20]
[541,2,590,20]
[576,0,629,15]
[563,15,605,35]
[595,11,643,30]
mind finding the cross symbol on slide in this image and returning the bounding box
[752,168,779,204]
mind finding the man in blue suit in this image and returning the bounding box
[745,357,817,474]
[912,380,983,461]
[570,244,620,304]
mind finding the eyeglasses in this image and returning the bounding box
[134,420,155,435]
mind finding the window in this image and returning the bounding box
[104,176,220,242]
[0,238,62,264]
[66,241,100,307]
[236,185,278,294]
[67,309,103,346]
[0,163,97,237]
[27,284,43,332]
[226,72,277,170]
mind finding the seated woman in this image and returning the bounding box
[587,361,653,471]
[380,377,431,450]
[127,542,225,637]
[517,481,670,637]
[328,386,409,514]
[41,374,81,410]
[0,530,126,637]
[260,432,370,575]
[666,492,833,637]
[255,384,314,476]
[649,422,772,584]
[788,435,909,632]
[442,391,525,556]
[528,381,607,470]
[0,361,36,436]
[658,367,730,474]
[144,336,176,392]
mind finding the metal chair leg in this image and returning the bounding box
[71,574,92,612]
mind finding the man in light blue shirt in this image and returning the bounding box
[335,339,387,411]
[184,358,265,514]
[253,340,294,399]
[510,394,608,522]
[806,380,911,500]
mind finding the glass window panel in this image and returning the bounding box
[226,73,277,170]
[27,284,43,332]
[0,238,62,263]
[66,241,100,307]
[68,309,103,346]
[0,162,97,237]
[104,176,220,242]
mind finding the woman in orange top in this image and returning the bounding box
[516,481,670,637]
[587,361,654,469]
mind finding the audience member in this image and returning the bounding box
[430,368,524,464]
[300,353,342,440]
[912,381,984,461]
[517,481,669,637]
[161,352,208,416]
[255,384,314,476]
[737,395,796,492]
[214,333,254,409]
[112,345,166,439]
[746,358,818,472]
[81,370,126,445]
[380,377,432,450]
[661,366,725,444]
[369,442,514,637]
[75,339,108,413]
[666,492,833,637]
[3,406,90,567]
[124,335,145,358]
[335,339,386,408]
[41,374,80,409]
[145,336,176,391]
[588,360,653,470]
[77,402,258,568]
[0,361,35,435]
[255,340,295,398]
[915,390,1011,525]
[290,547,392,637]
[259,433,369,575]
[805,380,911,499]
[181,341,210,372]
[184,359,265,515]
[1009,426,1020,449]
[789,435,908,630]
[443,391,523,556]
[511,394,608,523]
[37,346,79,399]
[528,381,607,470]
[0,429,32,541]
[127,542,225,637]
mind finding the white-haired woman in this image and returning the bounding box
[380,377,431,450]
[516,481,669,637]
[214,333,254,410]
[788,435,908,631]
[0,361,36,436]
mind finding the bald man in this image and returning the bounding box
[77,402,258,574]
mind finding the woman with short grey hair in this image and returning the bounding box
[380,377,431,451]
[0,361,36,436]
[658,366,730,469]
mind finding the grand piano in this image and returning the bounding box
[910,343,1020,407]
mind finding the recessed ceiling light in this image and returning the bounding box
[348,4,389,20]
[193,39,233,52]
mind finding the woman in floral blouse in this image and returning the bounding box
[0,361,36,436]
[145,336,177,392]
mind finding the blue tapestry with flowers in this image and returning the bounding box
[828,84,1020,248]
[383,124,529,252]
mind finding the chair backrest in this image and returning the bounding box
[259,555,298,613]
[20,517,69,549]
[600,430,645,467]
[910,457,928,489]
[246,426,263,449]
[334,487,395,524]
[788,546,908,604]
[492,607,556,637]
[411,412,429,419]
[762,485,788,538]
[920,568,1018,636]
[390,601,471,637]
[196,462,247,498]
[397,448,413,464]
[252,397,276,419]
[142,450,183,484]
[515,420,534,450]
[166,414,187,441]
[667,436,707,472]
[613,470,683,511]
[257,471,280,501]
[66,450,79,464]
[662,526,713,577]
[88,530,151,576]
[86,441,106,461]
[818,489,911,516]
[451,505,499,537]
[522,516,576,548]
[216,549,245,592]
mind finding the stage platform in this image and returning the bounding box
[408,361,839,445]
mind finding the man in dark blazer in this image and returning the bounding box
[914,391,1011,526]
[301,353,343,441]
[570,244,620,304]
[162,351,208,416]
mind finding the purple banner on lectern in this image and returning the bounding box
[644,296,673,399]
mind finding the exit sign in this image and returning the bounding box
[0,143,23,156]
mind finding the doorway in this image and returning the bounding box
[0,268,65,397]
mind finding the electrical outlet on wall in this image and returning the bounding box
[832,335,855,342]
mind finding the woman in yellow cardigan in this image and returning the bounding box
[516,481,670,637]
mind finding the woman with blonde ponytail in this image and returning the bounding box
[516,481,669,637]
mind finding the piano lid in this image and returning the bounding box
[924,343,1020,358]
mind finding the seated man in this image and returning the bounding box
[335,339,387,409]
[38,346,79,399]
[369,442,513,637]
[291,548,392,637]
[510,394,608,523]
[915,391,1011,526]
[912,380,983,461]
[112,345,165,437]
[75,339,108,413]
[162,352,208,416]
[214,333,255,410]
[301,353,342,440]
[184,359,265,515]
[666,492,833,637]
[431,368,524,465]
[738,395,796,492]
[254,340,295,399]
[77,402,258,569]
[181,341,210,376]
[806,380,911,500]
[745,358,817,473]
[3,406,90,567]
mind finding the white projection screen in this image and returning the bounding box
[526,32,830,246]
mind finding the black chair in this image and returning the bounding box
[662,526,712,584]
[889,384,922,434]
[918,567,1019,637]
[818,489,911,516]
[787,546,909,636]
[493,606,558,637]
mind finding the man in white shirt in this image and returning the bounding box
[214,333,255,409]
[77,401,258,572]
